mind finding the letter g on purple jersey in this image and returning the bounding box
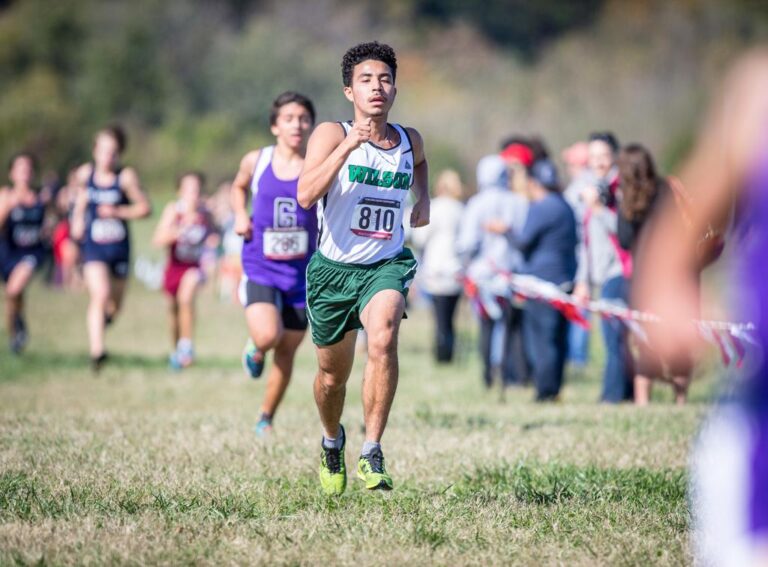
[274,197,298,228]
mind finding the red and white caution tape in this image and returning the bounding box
[465,272,758,369]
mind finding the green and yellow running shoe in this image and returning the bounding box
[357,448,393,490]
[319,425,346,496]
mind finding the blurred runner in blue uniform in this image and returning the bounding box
[70,126,151,371]
[0,152,48,353]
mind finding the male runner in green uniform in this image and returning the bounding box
[298,41,430,494]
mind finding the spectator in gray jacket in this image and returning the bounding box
[457,153,529,389]
[562,141,596,368]
[573,132,633,403]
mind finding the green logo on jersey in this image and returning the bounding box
[348,165,411,190]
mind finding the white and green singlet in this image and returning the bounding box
[316,122,414,265]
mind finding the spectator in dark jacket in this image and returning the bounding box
[617,145,668,251]
[511,159,577,401]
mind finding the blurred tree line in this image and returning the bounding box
[1,0,767,192]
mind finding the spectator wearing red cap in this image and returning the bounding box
[500,143,535,168]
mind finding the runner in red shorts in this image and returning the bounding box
[153,171,215,369]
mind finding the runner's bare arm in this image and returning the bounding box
[111,167,151,220]
[231,150,259,240]
[634,48,768,366]
[639,49,768,286]
[152,202,179,247]
[0,187,12,229]
[677,51,768,240]
[68,164,91,241]
[407,127,430,228]
[298,121,370,209]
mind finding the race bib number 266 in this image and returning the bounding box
[351,197,400,240]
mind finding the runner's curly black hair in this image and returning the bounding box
[341,41,397,87]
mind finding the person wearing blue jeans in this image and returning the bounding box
[509,157,577,401]
[574,131,633,403]
[599,275,633,402]
[568,317,590,367]
[479,302,529,387]
[523,300,569,399]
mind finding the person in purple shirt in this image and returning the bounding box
[635,49,768,565]
[230,91,317,436]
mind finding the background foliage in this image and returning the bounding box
[1,0,768,191]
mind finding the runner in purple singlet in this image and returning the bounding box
[230,91,317,436]
[635,49,768,566]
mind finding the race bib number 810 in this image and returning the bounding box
[351,197,400,240]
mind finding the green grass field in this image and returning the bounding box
[0,274,716,565]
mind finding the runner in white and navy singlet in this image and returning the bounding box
[0,187,47,282]
[70,126,151,371]
[80,166,131,278]
[0,152,49,354]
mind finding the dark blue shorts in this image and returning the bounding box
[0,249,45,282]
[81,245,130,279]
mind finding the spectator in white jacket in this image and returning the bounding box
[412,170,465,363]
